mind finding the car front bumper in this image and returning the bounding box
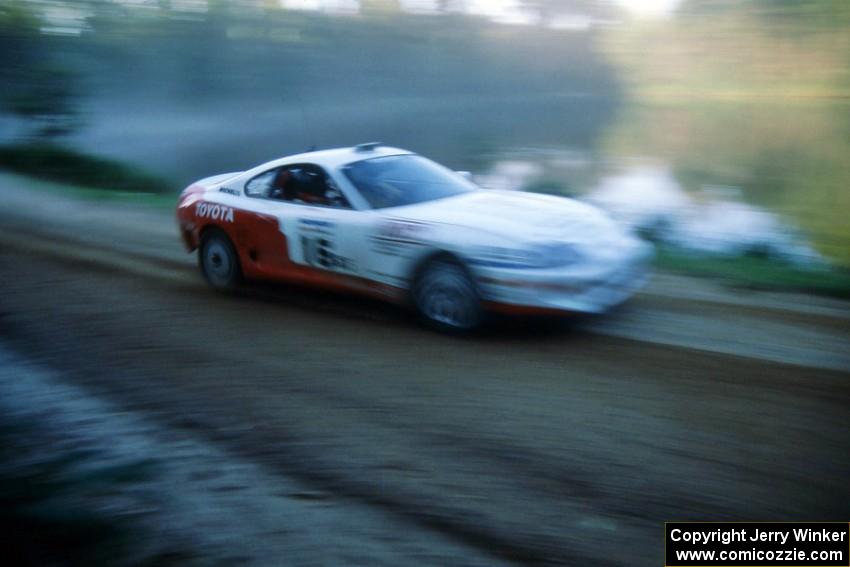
[475,243,653,315]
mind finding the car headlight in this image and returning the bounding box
[469,243,582,269]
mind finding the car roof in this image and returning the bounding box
[255,145,414,172]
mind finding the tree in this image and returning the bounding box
[360,0,403,16]
[0,1,81,141]
[519,0,615,26]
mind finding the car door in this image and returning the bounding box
[273,164,370,280]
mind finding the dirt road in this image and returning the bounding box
[1,173,848,565]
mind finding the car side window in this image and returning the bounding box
[245,164,351,209]
[245,169,278,198]
[283,164,351,209]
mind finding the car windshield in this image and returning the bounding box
[341,154,477,209]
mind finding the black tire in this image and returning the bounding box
[412,255,484,333]
[199,229,242,290]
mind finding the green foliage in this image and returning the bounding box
[9,63,81,139]
[0,0,41,32]
[605,0,850,99]
[0,144,172,194]
[601,1,850,268]
[0,1,81,140]
[601,99,850,268]
[655,246,850,298]
[680,0,850,30]
[61,2,620,103]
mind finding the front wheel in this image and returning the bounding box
[412,257,484,333]
[199,230,242,290]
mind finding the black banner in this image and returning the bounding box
[665,523,850,567]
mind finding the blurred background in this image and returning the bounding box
[2,0,850,275]
[1,1,849,565]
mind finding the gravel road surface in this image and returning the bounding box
[1,173,848,565]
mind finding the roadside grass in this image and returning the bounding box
[0,417,159,566]
[0,143,173,197]
[0,168,177,210]
[42,180,177,210]
[655,246,850,299]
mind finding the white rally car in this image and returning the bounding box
[176,143,651,331]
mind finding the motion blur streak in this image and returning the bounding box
[1,0,849,564]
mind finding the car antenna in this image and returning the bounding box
[355,141,383,152]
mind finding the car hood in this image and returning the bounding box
[388,190,626,246]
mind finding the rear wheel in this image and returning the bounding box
[199,229,242,290]
[412,256,484,333]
